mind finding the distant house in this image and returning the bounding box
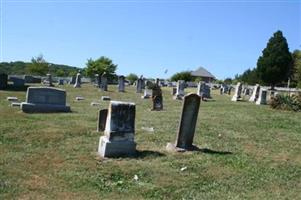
[191,66,216,83]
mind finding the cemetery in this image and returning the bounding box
[1,80,301,199]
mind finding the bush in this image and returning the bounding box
[270,93,301,111]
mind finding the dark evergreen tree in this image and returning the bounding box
[256,30,293,88]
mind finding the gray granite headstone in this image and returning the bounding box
[152,95,163,111]
[118,75,125,92]
[97,109,108,132]
[197,82,211,99]
[136,78,143,93]
[95,74,101,88]
[173,80,185,100]
[141,89,152,99]
[98,101,136,157]
[256,89,267,105]
[20,87,70,113]
[101,72,108,91]
[0,73,8,89]
[167,93,201,151]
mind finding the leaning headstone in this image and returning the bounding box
[231,82,242,102]
[97,109,108,132]
[20,87,71,113]
[101,72,108,91]
[152,95,163,111]
[0,73,8,89]
[249,84,261,102]
[136,78,143,93]
[167,93,201,151]
[98,101,137,157]
[173,80,185,100]
[256,89,267,105]
[10,77,25,87]
[118,75,125,92]
[74,73,81,88]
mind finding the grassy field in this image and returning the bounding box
[1,84,301,199]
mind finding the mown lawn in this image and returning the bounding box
[1,84,301,199]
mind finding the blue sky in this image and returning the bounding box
[1,0,300,79]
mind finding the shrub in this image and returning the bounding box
[270,93,301,111]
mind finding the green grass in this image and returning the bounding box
[1,84,301,199]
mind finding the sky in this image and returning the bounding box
[1,0,300,79]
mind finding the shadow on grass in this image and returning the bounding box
[136,150,166,159]
[197,148,233,155]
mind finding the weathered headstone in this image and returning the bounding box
[244,88,250,96]
[74,72,81,88]
[69,76,76,85]
[136,78,143,93]
[10,77,25,87]
[101,72,108,91]
[118,75,125,92]
[45,73,54,87]
[171,87,177,95]
[97,109,108,132]
[57,79,64,85]
[95,74,101,88]
[231,82,242,102]
[98,101,136,157]
[0,73,8,89]
[256,89,267,105]
[249,84,260,102]
[141,89,152,99]
[173,80,185,100]
[152,95,163,111]
[20,87,70,113]
[197,82,211,99]
[167,93,201,151]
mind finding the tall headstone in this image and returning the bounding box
[0,73,8,89]
[101,72,108,91]
[118,75,125,92]
[95,74,101,88]
[69,76,76,85]
[45,73,54,87]
[231,82,242,102]
[74,72,81,88]
[249,84,260,102]
[20,87,71,113]
[97,109,108,132]
[167,93,201,151]
[174,80,185,100]
[98,101,136,157]
[256,89,267,105]
[136,78,143,93]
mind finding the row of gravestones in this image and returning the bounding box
[97,93,201,157]
[231,82,277,105]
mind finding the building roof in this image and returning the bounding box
[191,66,216,79]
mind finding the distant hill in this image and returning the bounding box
[0,61,80,76]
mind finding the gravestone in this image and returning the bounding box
[24,75,41,83]
[167,93,201,151]
[98,101,136,157]
[101,72,108,91]
[174,80,185,100]
[231,82,242,101]
[20,87,71,113]
[118,75,125,92]
[152,95,163,111]
[171,87,177,95]
[95,74,101,88]
[0,73,8,89]
[141,89,152,99]
[97,109,108,132]
[256,89,267,105]
[136,78,143,93]
[249,84,260,102]
[221,84,229,94]
[57,79,64,85]
[69,76,76,85]
[45,73,54,87]
[244,88,250,96]
[197,82,211,99]
[10,77,25,87]
[74,73,81,88]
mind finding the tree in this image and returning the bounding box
[292,49,301,88]
[27,54,49,75]
[256,30,293,88]
[170,71,193,82]
[85,56,117,80]
[126,73,138,84]
[224,78,233,84]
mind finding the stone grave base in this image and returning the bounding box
[166,143,198,152]
[21,103,71,113]
[98,136,137,158]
